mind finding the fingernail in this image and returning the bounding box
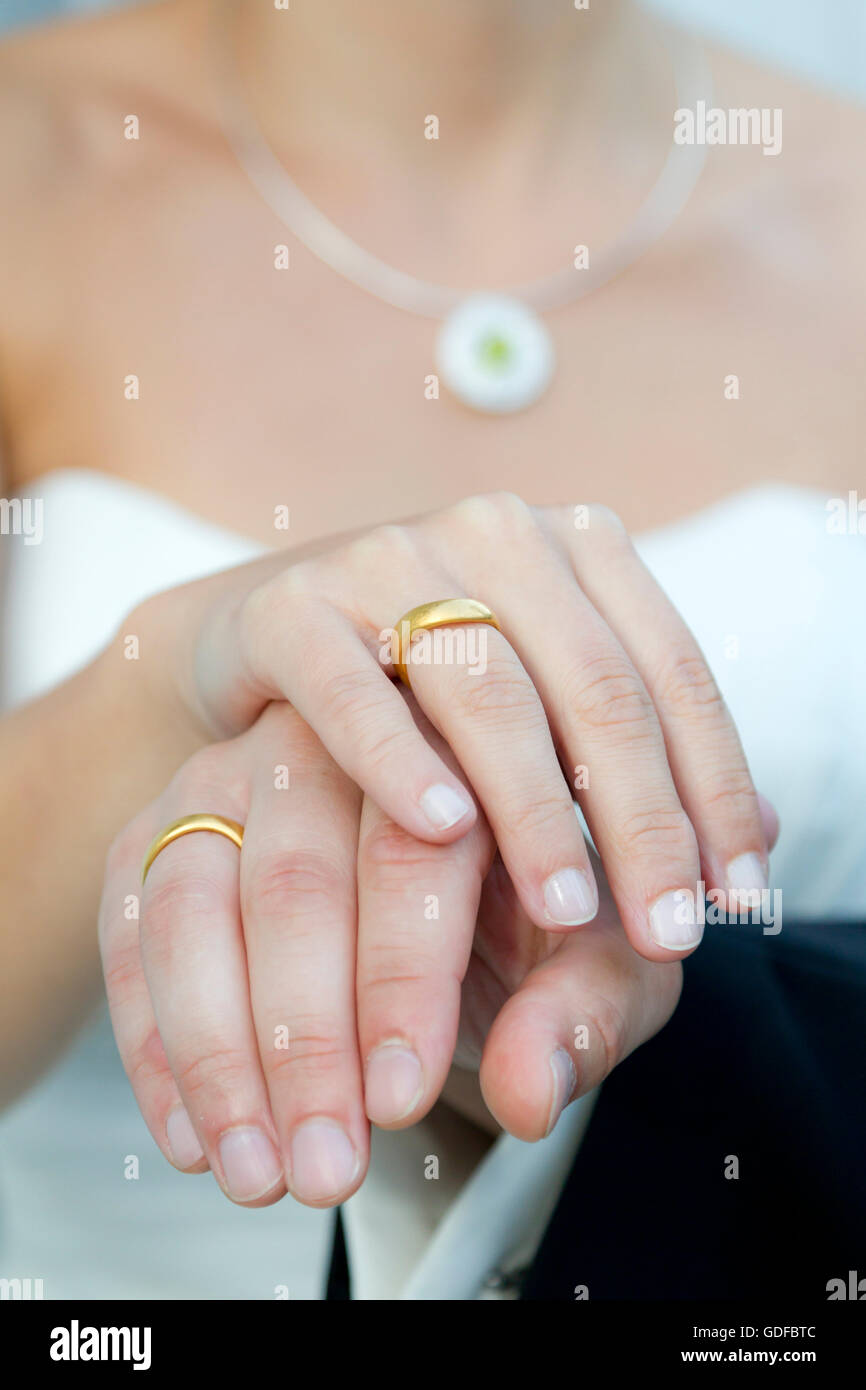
[545,1048,577,1136]
[365,1043,423,1124]
[218,1126,283,1202]
[165,1105,205,1170]
[419,782,473,831]
[725,853,768,913]
[543,867,598,925]
[290,1119,359,1204]
[649,889,704,950]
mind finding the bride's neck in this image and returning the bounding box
[234,0,649,165]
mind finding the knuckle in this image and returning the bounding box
[320,666,385,732]
[584,991,629,1077]
[655,650,726,720]
[142,873,223,957]
[361,818,485,899]
[240,572,316,657]
[584,503,628,537]
[361,958,451,995]
[169,743,244,809]
[101,939,143,1005]
[355,718,415,778]
[562,652,654,734]
[126,1026,171,1096]
[243,849,346,920]
[175,745,228,789]
[346,522,417,572]
[694,766,758,819]
[451,650,538,724]
[252,699,317,758]
[614,802,695,862]
[361,819,443,877]
[278,559,322,599]
[173,1043,251,1104]
[104,824,139,879]
[498,787,574,844]
[264,1021,352,1082]
[450,490,534,537]
[239,579,280,651]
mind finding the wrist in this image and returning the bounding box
[96,593,214,764]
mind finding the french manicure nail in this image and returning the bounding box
[365,1043,423,1124]
[725,853,768,913]
[546,1048,577,1136]
[419,782,473,831]
[165,1105,205,1170]
[290,1119,359,1204]
[649,889,704,950]
[543,867,598,925]
[218,1126,283,1202]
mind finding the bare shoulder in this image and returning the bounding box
[705,43,866,285]
[0,0,212,220]
[697,43,865,491]
[0,2,216,487]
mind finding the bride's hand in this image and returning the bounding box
[102,701,773,1208]
[136,493,770,960]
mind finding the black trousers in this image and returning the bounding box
[328,916,866,1300]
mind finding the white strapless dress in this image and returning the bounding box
[1,470,864,1300]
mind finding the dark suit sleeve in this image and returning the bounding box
[523,917,866,1300]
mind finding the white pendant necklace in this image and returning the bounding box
[434,295,555,415]
[212,4,712,414]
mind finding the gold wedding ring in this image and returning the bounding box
[392,598,501,687]
[141,814,245,885]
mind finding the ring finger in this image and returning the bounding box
[138,776,287,1206]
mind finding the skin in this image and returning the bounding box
[0,2,862,538]
[0,0,859,1192]
[100,698,779,1206]
[97,502,780,1205]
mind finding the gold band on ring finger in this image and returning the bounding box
[141,814,245,885]
[391,598,501,687]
